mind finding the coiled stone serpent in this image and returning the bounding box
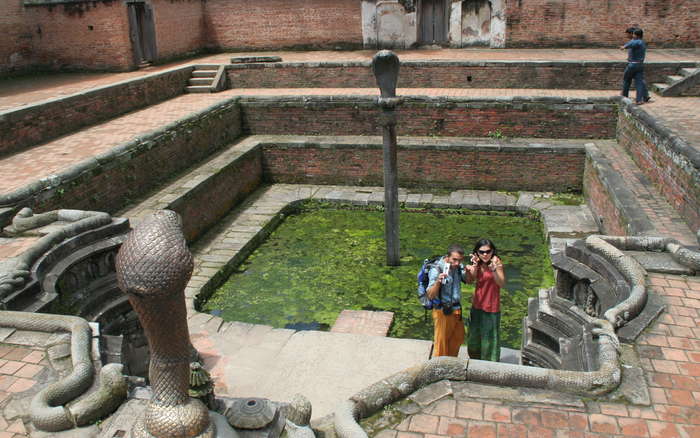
[0,311,127,431]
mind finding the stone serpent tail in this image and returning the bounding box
[0,311,127,432]
[116,210,214,438]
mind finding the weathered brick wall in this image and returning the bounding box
[0,0,34,75]
[262,142,584,192]
[26,1,132,71]
[506,0,700,48]
[33,99,243,215]
[170,148,262,242]
[240,97,617,139]
[617,106,700,231]
[151,0,205,61]
[0,66,192,157]
[205,0,363,50]
[227,62,693,90]
[583,156,628,236]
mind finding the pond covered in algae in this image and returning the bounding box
[203,202,553,348]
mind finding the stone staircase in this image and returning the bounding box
[185,64,227,93]
[651,66,700,97]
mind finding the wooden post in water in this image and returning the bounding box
[371,50,402,266]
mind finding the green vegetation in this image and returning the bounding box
[203,202,554,348]
[487,129,507,140]
[547,192,584,206]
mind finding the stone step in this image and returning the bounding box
[666,75,684,84]
[189,77,214,86]
[330,310,394,336]
[192,70,217,78]
[680,67,699,77]
[185,85,213,93]
[651,82,669,93]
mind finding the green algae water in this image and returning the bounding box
[203,202,553,349]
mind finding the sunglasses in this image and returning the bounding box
[477,249,493,255]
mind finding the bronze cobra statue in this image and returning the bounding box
[116,210,214,438]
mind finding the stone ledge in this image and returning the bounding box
[584,142,656,236]
[226,60,697,69]
[238,94,618,107]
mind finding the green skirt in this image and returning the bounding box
[467,307,501,362]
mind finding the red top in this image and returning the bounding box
[472,267,501,313]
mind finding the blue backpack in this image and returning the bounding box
[417,256,442,309]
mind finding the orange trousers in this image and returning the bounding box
[431,308,465,357]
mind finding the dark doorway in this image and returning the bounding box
[419,0,449,45]
[127,1,157,66]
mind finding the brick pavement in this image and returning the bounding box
[642,97,700,154]
[0,238,39,262]
[375,273,700,438]
[0,344,48,438]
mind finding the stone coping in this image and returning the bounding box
[226,60,698,69]
[175,183,598,315]
[237,94,618,107]
[259,135,587,154]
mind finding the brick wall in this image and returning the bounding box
[583,156,627,236]
[240,97,617,139]
[262,142,584,192]
[170,149,263,242]
[0,66,192,157]
[26,0,132,71]
[205,0,363,50]
[617,107,700,231]
[33,99,242,214]
[151,0,205,61]
[506,0,700,48]
[0,0,34,75]
[227,62,694,90]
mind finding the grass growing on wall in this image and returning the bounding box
[203,202,553,349]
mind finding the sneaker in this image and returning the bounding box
[644,96,653,103]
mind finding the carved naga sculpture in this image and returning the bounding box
[116,210,214,438]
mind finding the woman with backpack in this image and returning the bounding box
[465,238,506,362]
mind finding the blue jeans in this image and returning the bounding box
[621,63,649,103]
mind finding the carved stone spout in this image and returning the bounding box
[116,210,214,438]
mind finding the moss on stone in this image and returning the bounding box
[203,202,553,348]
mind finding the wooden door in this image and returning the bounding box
[420,0,448,44]
[127,2,157,64]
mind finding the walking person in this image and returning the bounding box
[465,239,505,362]
[621,27,651,105]
[426,244,467,357]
